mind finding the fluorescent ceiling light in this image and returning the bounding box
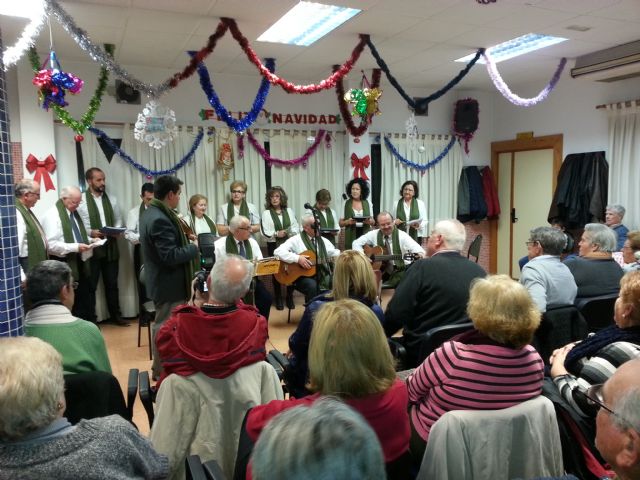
[455,33,568,64]
[0,0,44,18]
[258,2,361,46]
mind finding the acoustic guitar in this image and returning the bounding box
[363,245,421,271]
[274,250,335,286]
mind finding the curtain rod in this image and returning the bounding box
[596,98,640,110]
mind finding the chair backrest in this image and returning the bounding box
[418,396,564,480]
[534,305,588,363]
[151,362,283,480]
[64,370,130,424]
[186,455,207,480]
[417,321,474,365]
[127,368,139,421]
[467,234,482,262]
[203,460,227,480]
[138,370,155,428]
[575,294,617,332]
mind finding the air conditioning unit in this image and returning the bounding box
[571,40,640,82]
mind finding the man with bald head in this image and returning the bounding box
[41,186,95,322]
[384,219,486,367]
[593,358,640,480]
[155,255,268,385]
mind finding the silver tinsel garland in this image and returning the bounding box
[45,0,171,98]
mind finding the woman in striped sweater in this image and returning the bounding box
[407,274,544,462]
[550,270,640,417]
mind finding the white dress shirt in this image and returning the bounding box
[77,191,123,236]
[214,236,263,262]
[352,228,425,265]
[392,198,428,237]
[274,234,340,264]
[261,208,300,243]
[216,202,260,226]
[41,206,85,256]
[125,204,146,245]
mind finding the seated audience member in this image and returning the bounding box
[550,271,640,417]
[0,336,168,479]
[605,204,629,251]
[273,214,340,304]
[592,358,640,480]
[287,250,384,397]
[155,255,268,386]
[214,215,272,319]
[565,223,624,298]
[520,226,578,312]
[247,299,410,469]
[24,260,111,374]
[251,398,386,480]
[622,231,640,273]
[407,275,544,462]
[352,211,425,287]
[383,219,486,367]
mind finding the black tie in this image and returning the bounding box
[238,241,247,259]
[384,236,394,275]
[70,213,83,243]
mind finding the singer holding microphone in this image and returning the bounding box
[262,187,299,310]
[216,180,260,236]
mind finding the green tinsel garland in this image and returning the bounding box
[28,44,113,135]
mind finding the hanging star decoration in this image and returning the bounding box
[134,100,178,149]
[32,50,83,110]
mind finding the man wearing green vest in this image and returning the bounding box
[352,211,425,288]
[78,168,128,327]
[41,186,94,323]
[15,178,48,281]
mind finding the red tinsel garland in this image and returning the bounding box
[223,18,369,94]
[335,67,381,137]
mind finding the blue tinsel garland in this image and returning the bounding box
[88,126,204,177]
[193,53,275,133]
[367,38,483,111]
[383,135,456,172]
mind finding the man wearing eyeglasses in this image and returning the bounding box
[14,178,48,282]
[23,260,112,374]
[214,215,273,319]
[591,358,640,479]
[520,226,577,312]
[41,186,95,324]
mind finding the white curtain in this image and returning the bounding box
[268,130,348,222]
[607,104,640,230]
[379,133,464,230]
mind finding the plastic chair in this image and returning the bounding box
[137,265,154,360]
[138,370,155,428]
[534,305,588,363]
[575,294,617,332]
[467,234,482,263]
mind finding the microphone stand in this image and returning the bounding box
[306,203,322,298]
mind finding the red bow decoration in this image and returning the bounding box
[26,154,57,191]
[351,153,370,181]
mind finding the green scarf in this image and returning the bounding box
[149,199,196,295]
[301,231,331,290]
[377,228,404,269]
[318,207,337,245]
[225,234,254,259]
[269,208,291,247]
[396,198,420,241]
[55,200,90,280]
[85,191,119,262]
[189,213,217,235]
[15,200,48,272]
[226,200,250,225]
[343,199,371,249]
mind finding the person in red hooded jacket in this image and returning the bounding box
[155,254,268,386]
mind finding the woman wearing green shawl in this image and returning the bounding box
[339,178,374,250]
[188,194,217,236]
[394,180,427,245]
[216,180,260,236]
[262,186,300,310]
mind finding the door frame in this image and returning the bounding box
[489,134,563,274]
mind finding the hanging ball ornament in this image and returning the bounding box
[306,136,315,145]
[354,137,361,144]
[418,145,425,153]
[74,134,84,142]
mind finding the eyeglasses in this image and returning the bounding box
[576,384,640,434]
[237,226,251,231]
[29,192,41,197]
[231,190,245,194]
[525,240,539,246]
[69,281,79,290]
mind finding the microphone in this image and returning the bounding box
[342,193,348,200]
[304,202,314,210]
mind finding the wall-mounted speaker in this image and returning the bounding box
[115,80,141,105]
[454,99,479,134]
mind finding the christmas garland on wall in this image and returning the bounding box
[194,54,275,133]
[29,45,112,136]
[88,127,204,177]
[383,135,456,173]
[244,129,327,167]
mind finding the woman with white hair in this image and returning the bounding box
[0,337,168,479]
[564,223,624,297]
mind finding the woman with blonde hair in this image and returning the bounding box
[247,298,410,475]
[286,250,383,397]
[0,336,168,479]
[407,274,545,461]
[187,193,217,235]
[215,180,259,236]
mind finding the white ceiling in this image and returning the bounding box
[2,0,640,92]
